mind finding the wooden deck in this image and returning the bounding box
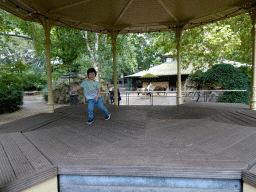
[1,101,256,191]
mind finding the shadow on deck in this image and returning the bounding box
[1,101,256,191]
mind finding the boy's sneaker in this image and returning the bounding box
[105,113,111,120]
[87,119,93,124]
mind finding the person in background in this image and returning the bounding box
[109,88,121,105]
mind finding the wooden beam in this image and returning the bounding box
[16,0,36,12]
[49,0,93,13]
[114,0,135,26]
[157,0,179,23]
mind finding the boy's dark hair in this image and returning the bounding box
[87,68,97,77]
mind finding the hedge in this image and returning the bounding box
[189,63,251,105]
[0,88,23,114]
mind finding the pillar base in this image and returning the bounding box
[250,99,256,110]
[177,97,183,105]
[47,103,54,113]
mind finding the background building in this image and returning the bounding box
[125,54,194,91]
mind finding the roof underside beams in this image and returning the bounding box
[0,0,254,34]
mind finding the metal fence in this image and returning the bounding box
[125,91,177,105]
[101,90,247,106]
[183,90,247,103]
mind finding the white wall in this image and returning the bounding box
[244,182,256,192]
[21,176,58,192]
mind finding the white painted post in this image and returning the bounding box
[175,27,183,105]
[40,17,54,113]
[251,10,256,110]
[110,31,118,106]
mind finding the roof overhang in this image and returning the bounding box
[0,0,254,34]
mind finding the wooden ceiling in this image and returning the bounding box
[0,0,254,34]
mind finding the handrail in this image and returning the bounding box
[101,90,247,105]
[125,90,247,93]
[124,90,247,105]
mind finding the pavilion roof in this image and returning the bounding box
[0,0,254,34]
[125,58,194,78]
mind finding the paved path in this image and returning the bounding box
[0,94,69,125]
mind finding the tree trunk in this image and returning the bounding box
[81,31,100,82]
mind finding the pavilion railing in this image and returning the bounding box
[123,90,247,106]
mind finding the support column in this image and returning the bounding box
[40,17,54,113]
[110,31,118,106]
[251,10,256,110]
[175,27,183,105]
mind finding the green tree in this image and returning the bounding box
[149,24,241,72]
[220,13,252,64]
[0,9,46,67]
[145,13,252,73]
[132,33,165,71]
[0,61,26,113]
[101,34,138,82]
[50,26,87,80]
[80,32,138,82]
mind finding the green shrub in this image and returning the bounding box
[0,61,25,113]
[188,70,204,83]
[0,61,47,92]
[0,88,23,114]
[142,73,157,78]
[236,65,252,85]
[22,72,47,91]
[189,63,251,105]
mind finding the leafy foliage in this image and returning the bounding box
[236,65,252,84]
[0,61,47,91]
[0,61,25,113]
[221,14,252,64]
[132,33,164,71]
[147,14,251,73]
[51,26,86,65]
[50,26,87,80]
[0,88,23,113]
[189,63,251,104]
[0,9,46,66]
[0,61,27,90]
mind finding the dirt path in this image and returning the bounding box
[0,94,69,125]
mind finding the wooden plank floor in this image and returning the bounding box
[1,101,256,191]
[0,132,56,192]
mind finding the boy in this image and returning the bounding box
[70,68,110,124]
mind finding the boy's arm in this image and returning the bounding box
[95,88,101,101]
[70,86,82,93]
[97,88,101,97]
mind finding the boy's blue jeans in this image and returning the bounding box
[88,97,109,120]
